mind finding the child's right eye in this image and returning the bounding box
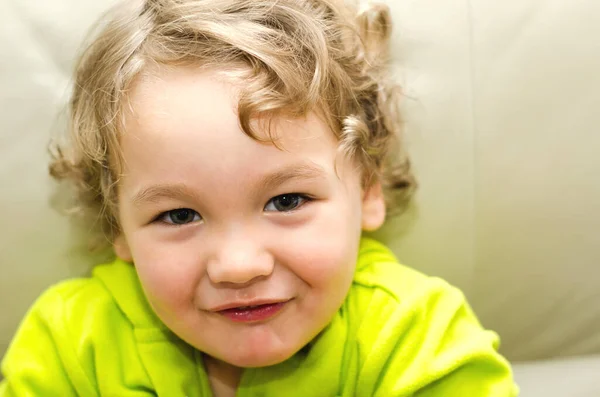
[156,208,202,225]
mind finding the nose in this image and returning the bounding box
[206,236,275,285]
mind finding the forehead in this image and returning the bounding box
[119,66,349,188]
[124,66,337,154]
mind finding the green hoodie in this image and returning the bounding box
[1,238,518,396]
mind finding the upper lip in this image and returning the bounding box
[210,298,291,312]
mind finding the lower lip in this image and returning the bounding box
[218,302,287,323]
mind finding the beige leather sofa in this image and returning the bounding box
[1,0,599,395]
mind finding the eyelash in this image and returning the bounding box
[154,208,201,226]
[264,193,311,213]
[153,193,312,226]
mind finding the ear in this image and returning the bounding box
[361,181,386,231]
[113,233,133,262]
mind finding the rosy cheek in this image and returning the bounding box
[133,246,199,308]
[286,234,356,287]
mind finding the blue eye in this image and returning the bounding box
[264,194,308,212]
[158,208,202,225]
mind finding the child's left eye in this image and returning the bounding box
[264,194,309,212]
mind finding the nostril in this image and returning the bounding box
[206,258,274,285]
[212,274,270,289]
[205,241,275,284]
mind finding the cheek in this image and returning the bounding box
[285,206,361,290]
[128,233,201,311]
[292,241,357,291]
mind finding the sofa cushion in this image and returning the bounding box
[513,355,600,396]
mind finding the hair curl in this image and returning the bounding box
[50,0,415,252]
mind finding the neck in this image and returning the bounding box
[203,354,243,397]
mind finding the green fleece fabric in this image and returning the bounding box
[1,238,518,396]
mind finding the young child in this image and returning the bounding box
[0,0,518,396]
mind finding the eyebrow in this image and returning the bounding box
[257,162,328,192]
[131,183,201,208]
[131,162,327,207]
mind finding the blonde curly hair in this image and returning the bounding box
[50,0,415,252]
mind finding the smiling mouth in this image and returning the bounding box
[217,301,288,323]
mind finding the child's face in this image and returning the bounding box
[114,67,385,368]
